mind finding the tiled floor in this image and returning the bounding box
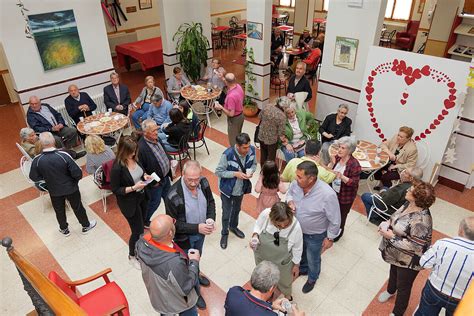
[1,46,472,315]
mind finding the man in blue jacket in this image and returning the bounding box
[30,132,96,236]
[215,133,256,249]
[64,84,97,124]
[147,94,172,128]
[26,96,79,149]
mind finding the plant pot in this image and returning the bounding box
[243,105,258,117]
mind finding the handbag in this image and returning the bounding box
[254,121,260,145]
[232,148,252,194]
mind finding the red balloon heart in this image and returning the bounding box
[371,70,377,76]
[366,86,374,94]
[367,82,373,87]
[447,82,455,88]
[370,118,376,123]
[376,128,381,134]
[434,119,440,125]
[442,109,449,115]
[430,123,436,130]
[420,65,430,76]
[403,92,409,99]
[380,134,385,139]
[449,88,456,95]
[369,112,374,117]
[425,129,431,134]
[420,133,426,139]
[438,114,444,121]
[368,76,374,82]
[373,123,379,128]
[404,66,413,76]
[368,107,374,113]
[449,94,456,101]
[367,102,373,107]
[415,136,420,141]
[400,99,407,105]
[412,69,421,79]
[366,95,372,101]
[405,76,415,86]
[444,99,455,109]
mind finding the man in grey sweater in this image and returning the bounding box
[136,214,201,315]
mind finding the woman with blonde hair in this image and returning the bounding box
[131,76,164,129]
[84,135,115,174]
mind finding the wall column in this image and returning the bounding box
[246,0,272,108]
[157,0,212,80]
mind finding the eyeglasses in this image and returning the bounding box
[273,232,280,246]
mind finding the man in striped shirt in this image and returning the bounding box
[415,216,474,316]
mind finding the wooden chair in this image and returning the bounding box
[48,270,129,316]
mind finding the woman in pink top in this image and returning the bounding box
[255,161,288,213]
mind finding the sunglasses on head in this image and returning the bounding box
[273,231,280,246]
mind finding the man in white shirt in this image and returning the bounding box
[415,216,474,316]
[286,161,341,294]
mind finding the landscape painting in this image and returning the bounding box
[28,10,85,71]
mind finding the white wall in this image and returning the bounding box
[0,0,113,107]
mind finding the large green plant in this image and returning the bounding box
[173,22,210,83]
[244,47,258,108]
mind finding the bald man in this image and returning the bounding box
[214,73,245,147]
[64,84,97,124]
[136,214,202,315]
[26,96,80,149]
[415,216,474,316]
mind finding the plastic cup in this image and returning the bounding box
[282,299,292,312]
[188,248,197,255]
[250,237,259,249]
[246,169,253,177]
[379,222,389,231]
[206,218,215,228]
[374,156,381,164]
[79,117,84,122]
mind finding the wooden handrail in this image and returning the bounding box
[2,237,87,316]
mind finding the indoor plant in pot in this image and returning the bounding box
[243,47,259,117]
[173,22,209,83]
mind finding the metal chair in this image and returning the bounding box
[166,134,191,176]
[16,142,32,161]
[188,119,210,159]
[270,66,287,97]
[92,159,114,213]
[379,30,396,47]
[366,194,391,224]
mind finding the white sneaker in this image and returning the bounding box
[129,256,141,270]
[82,219,97,234]
[378,291,395,303]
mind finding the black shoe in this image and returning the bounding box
[220,234,228,249]
[196,296,206,310]
[75,151,86,159]
[302,280,316,293]
[230,227,245,239]
[199,275,210,287]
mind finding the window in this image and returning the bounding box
[385,0,413,20]
[325,0,413,20]
[280,0,295,7]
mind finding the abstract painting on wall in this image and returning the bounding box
[28,10,85,71]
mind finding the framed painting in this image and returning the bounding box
[28,10,85,71]
[247,21,263,40]
[139,0,152,10]
[333,36,359,71]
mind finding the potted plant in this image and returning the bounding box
[173,22,209,83]
[243,47,259,117]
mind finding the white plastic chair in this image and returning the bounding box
[16,143,32,161]
[293,92,308,111]
[20,156,49,212]
[366,193,391,224]
[415,139,430,169]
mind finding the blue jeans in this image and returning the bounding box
[187,234,206,255]
[145,176,171,223]
[132,102,151,129]
[300,232,326,282]
[220,194,244,235]
[414,281,459,316]
[361,192,373,216]
[158,132,179,152]
[280,145,305,162]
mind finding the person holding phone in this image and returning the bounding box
[110,135,152,270]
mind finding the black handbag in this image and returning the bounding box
[232,148,252,194]
[254,120,261,145]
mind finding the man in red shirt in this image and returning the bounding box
[214,73,245,147]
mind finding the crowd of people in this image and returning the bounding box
[19,61,473,316]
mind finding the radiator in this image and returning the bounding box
[108,32,138,56]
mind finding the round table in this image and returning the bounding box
[77,112,128,136]
[330,140,390,192]
[180,85,222,128]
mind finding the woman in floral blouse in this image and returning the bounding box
[377,181,435,316]
[257,97,287,165]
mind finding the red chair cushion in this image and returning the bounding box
[397,38,411,45]
[48,271,79,304]
[78,281,129,316]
